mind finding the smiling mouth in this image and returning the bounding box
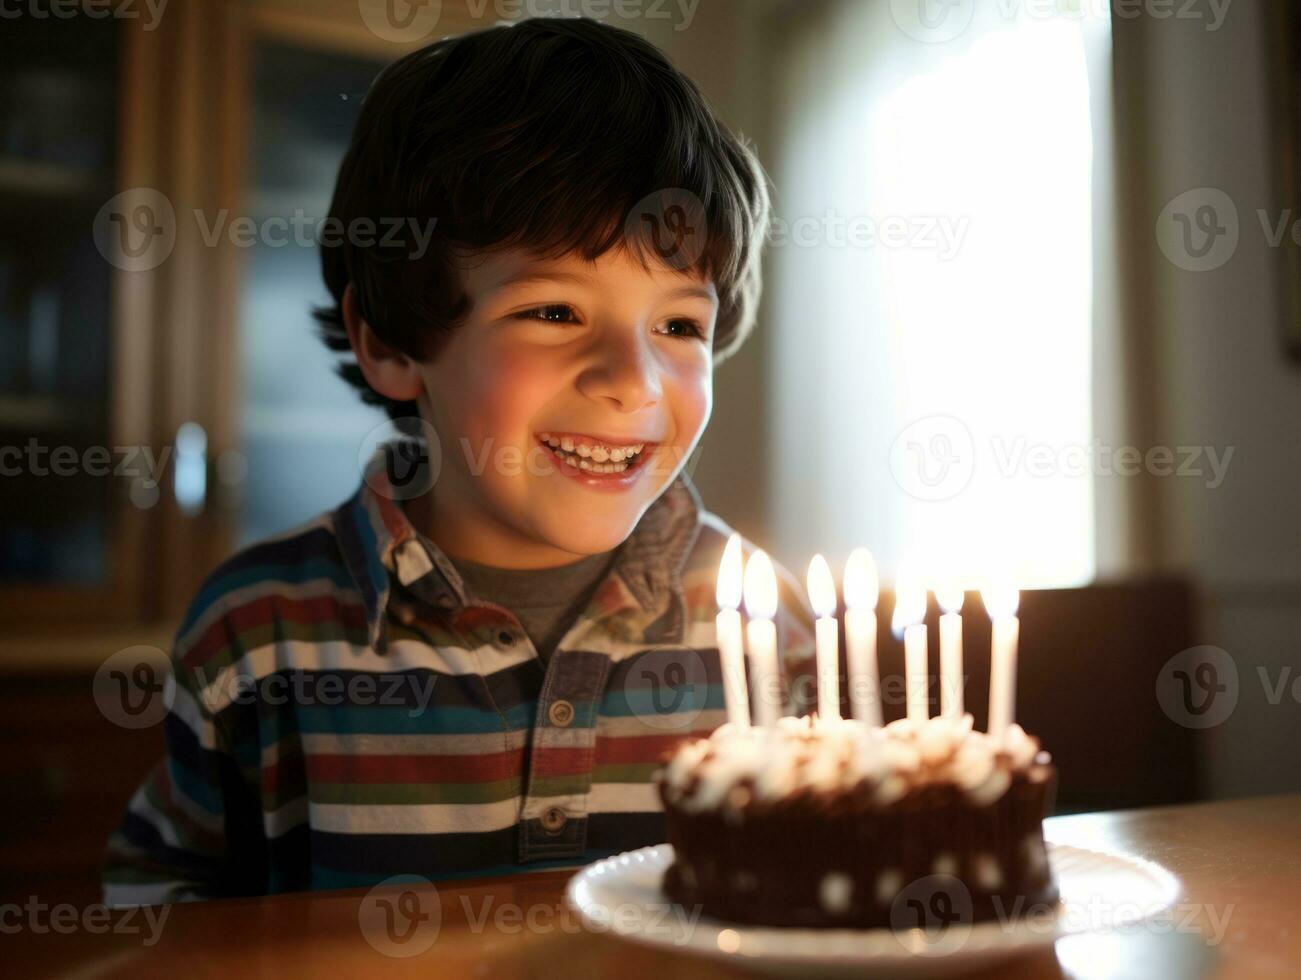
[535,431,657,475]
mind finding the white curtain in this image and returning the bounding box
[767,0,1114,590]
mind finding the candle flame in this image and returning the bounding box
[981,584,1020,620]
[716,532,744,611]
[843,547,879,612]
[742,548,778,621]
[936,584,965,615]
[891,571,927,635]
[806,553,837,618]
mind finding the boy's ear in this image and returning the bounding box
[342,283,425,402]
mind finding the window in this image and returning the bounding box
[770,3,1112,589]
[238,42,388,545]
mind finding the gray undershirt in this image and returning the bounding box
[451,550,619,664]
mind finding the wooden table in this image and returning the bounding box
[9,795,1299,979]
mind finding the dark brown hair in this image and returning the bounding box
[316,16,771,420]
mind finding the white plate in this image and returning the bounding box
[564,843,1181,977]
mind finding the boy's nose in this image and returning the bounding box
[576,336,663,413]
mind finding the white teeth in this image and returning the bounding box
[577,457,629,473]
[536,434,647,470]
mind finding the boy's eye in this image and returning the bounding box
[517,304,579,324]
[514,305,706,341]
[661,318,706,341]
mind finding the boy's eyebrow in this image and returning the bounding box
[488,269,718,305]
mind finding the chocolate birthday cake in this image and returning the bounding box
[656,714,1058,929]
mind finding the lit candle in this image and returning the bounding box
[743,549,783,728]
[892,572,930,723]
[937,584,965,719]
[806,554,840,721]
[843,548,882,727]
[982,584,1021,740]
[716,533,750,729]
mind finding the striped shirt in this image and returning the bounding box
[103,451,817,904]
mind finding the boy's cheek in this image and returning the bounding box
[433,350,556,460]
[675,365,714,444]
[428,344,713,472]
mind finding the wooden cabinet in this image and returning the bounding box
[0,0,477,657]
[0,15,140,625]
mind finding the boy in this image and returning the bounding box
[104,16,815,904]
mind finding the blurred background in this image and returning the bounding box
[1,0,1299,905]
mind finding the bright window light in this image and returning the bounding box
[771,8,1108,590]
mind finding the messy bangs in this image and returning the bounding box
[317,17,771,420]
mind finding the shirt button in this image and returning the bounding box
[548,699,574,728]
[540,807,568,834]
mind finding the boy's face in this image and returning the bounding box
[413,245,717,566]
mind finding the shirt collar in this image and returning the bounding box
[335,446,705,653]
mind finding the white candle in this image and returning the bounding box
[743,549,783,728]
[806,554,840,721]
[937,585,965,719]
[982,585,1021,740]
[904,624,928,722]
[892,574,930,723]
[716,533,750,728]
[843,548,882,727]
